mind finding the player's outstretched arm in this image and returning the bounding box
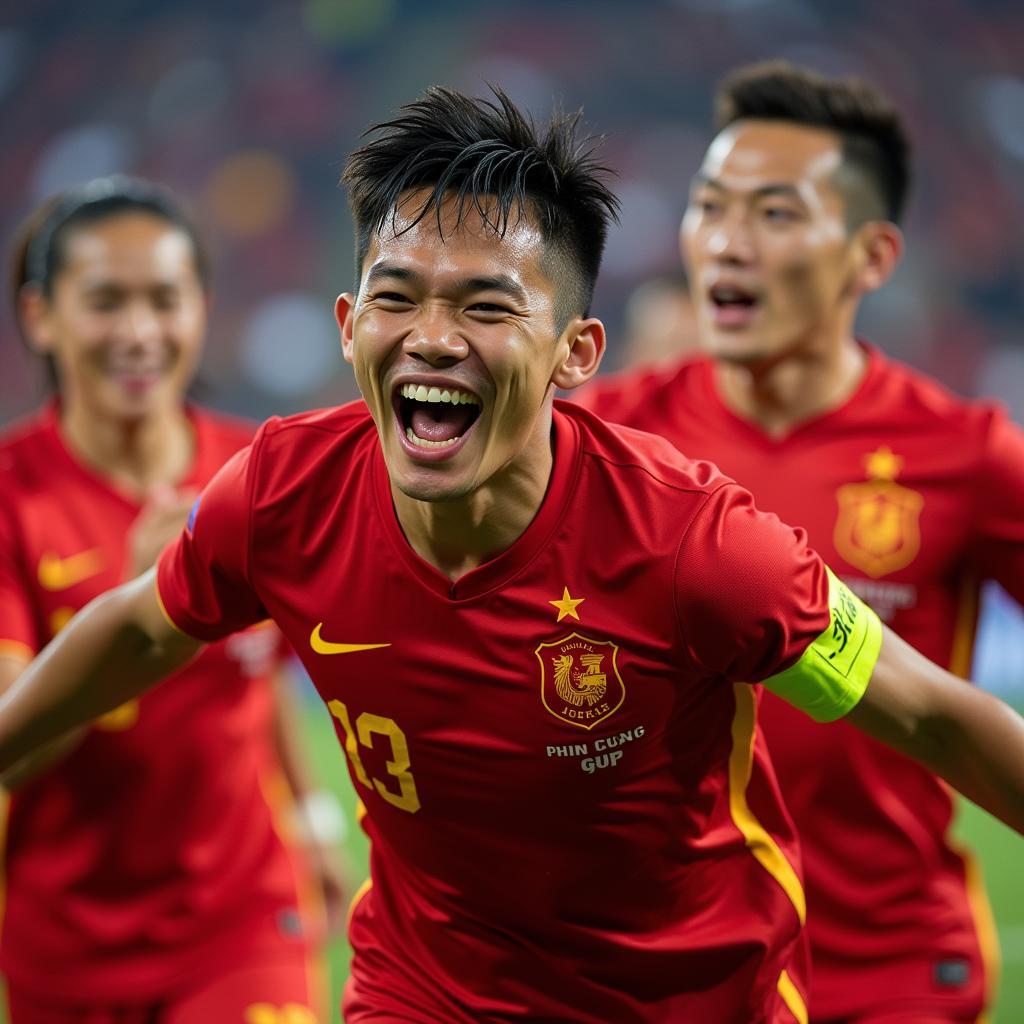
[847,625,1024,835]
[0,567,201,775]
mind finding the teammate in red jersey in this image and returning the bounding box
[577,62,1023,1023]
[0,178,346,1023]
[0,88,1023,1024]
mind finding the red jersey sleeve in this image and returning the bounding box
[0,503,36,659]
[156,440,267,642]
[674,483,831,682]
[972,407,1024,603]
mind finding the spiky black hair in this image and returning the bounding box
[342,85,620,322]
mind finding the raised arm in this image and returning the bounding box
[847,626,1024,834]
[0,569,201,775]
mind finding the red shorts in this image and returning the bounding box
[6,947,326,1024]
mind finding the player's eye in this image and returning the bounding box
[467,302,511,315]
[375,292,413,306]
[152,291,181,311]
[690,196,722,216]
[762,206,800,223]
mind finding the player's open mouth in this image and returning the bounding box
[393,382,482,457]
[709,284,760,327]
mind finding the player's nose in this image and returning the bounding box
[116,299,163,347]
[403,307,470,366]
[705,210,755,265]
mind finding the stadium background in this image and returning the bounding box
[1,0,1021,1019]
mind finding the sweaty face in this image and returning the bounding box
[36,213,206,422]
[340,191,569,504]
[681,121,857,366]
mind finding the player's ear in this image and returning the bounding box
[551,317,606,392]
[17,284,58,355]
[335,293,356,365]
[851,221,903,297]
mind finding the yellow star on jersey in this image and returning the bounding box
[549,586,585,622]
[864,445,903,481]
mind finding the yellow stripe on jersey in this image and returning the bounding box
[776,969,808,1024]
[347,876,373,929]
[729,683,806,925]
[763,568,882,722]
[948,574,979,679]
[958,839,1001,1016]
[153,577,194,639]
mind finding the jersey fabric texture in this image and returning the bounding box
[156,398,873,1023]
[0,406,310,1004]
[577,344,1023,1019]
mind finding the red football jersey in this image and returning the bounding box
[0,406,308,1003]
[156,399,861,1023]
[577,345,1024,1018]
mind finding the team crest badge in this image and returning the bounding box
[833,446,923,578]
[535,633,625,730]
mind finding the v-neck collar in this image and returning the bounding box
[371,406,582,602]
[698,342,883,447]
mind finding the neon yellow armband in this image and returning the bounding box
[763,568,882,722]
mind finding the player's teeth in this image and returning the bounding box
[400,383,480,405]
[405,427,460,448]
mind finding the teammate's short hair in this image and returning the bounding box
[342,85,620,324]
[714,61,911,228]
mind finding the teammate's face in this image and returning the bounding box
[27,212,206,422]
[337,190,600,503]
[681,120,858,366]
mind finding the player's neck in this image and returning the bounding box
[714,334,867,439]
[391,423,556,583]
[58,398,195,497]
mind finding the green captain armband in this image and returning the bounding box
[763,568,882,723]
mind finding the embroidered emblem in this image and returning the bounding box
[536,633,625,730]
[833,446,922,578]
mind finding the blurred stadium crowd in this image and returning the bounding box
[1,0,1023,692]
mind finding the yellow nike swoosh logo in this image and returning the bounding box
[38,549,105,590]
[309,623,390,655]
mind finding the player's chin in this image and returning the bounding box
[703,332,772,367]
[390,462,478,504]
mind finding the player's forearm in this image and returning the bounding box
[0,729,86,789]
[848,630,1024,835]
[0,579,199,773]
[911,686,1024,835]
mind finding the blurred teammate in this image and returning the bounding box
[0,90,1023,1024]
[578,62,1024,1023]
[0,177,345,1023]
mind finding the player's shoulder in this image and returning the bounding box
[249,400,376,478]
[575,354,706,418]
[0,407,59,487]
[559,399,729,501]
[869,346,1008,440]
